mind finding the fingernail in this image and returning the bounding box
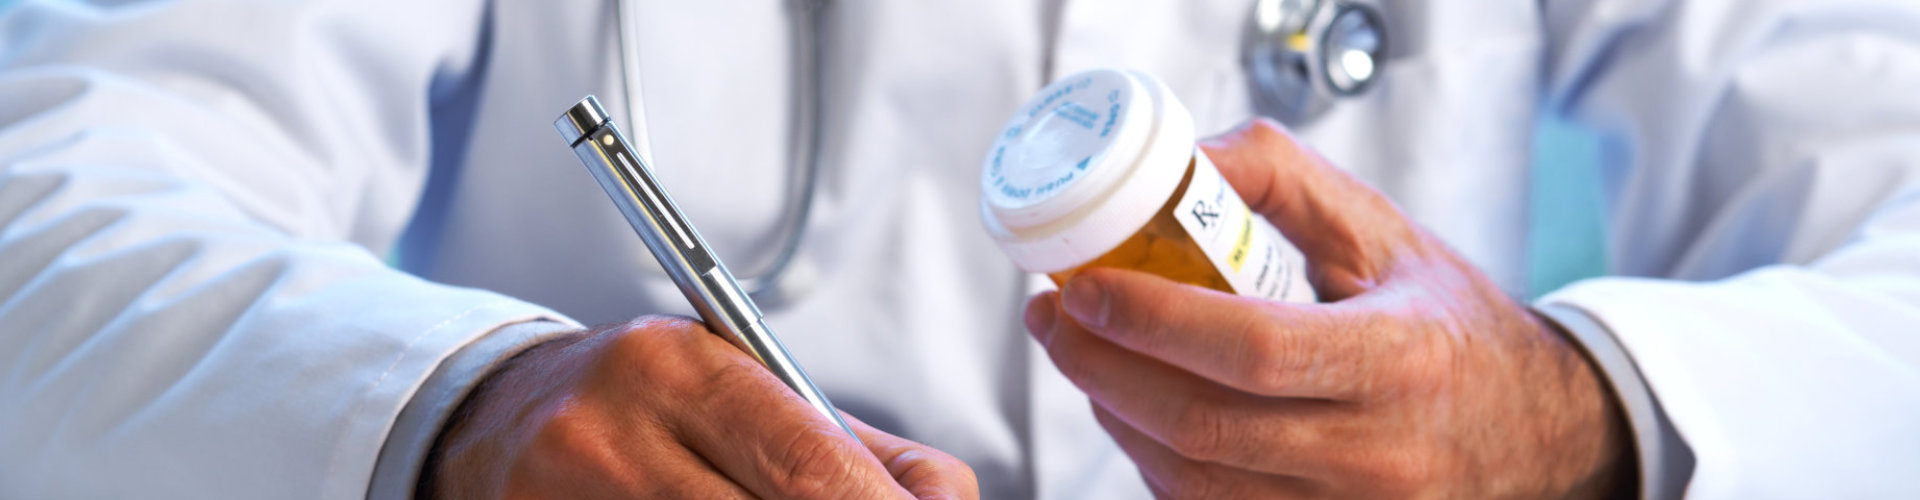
[1024,294,1058,342]
[1062,278,1109,330]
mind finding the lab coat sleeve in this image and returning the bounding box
[1534,304,1693,500]
[1538,0,1920,497]
[369,320,577,500]
[0,0,577,497]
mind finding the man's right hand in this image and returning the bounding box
[421,316,978,499]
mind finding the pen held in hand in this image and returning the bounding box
[554,95,859,443]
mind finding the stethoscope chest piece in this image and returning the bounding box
[1244,0,1388,125]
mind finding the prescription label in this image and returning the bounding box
[1171,150,1316,303]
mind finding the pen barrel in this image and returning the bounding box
[559,96,857,442]
[737,315,858,439]
[693,268,859,440]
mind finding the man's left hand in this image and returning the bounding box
[1024,119,1632,499]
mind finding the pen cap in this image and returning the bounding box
[977,69,1197,273]
[556,96,613,145]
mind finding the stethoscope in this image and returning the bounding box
[609,0,1386,306]
[1245,0,1389,124]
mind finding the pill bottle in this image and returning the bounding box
[978,69,1316,303]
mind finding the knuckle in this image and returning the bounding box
[701,359,781,408]
[604,317,708,388]
[1235,320,1297,394]
[1130,290,1183,345]
[769,430,859,499]
[1243,118,1294,148]
[946,456,982,492]
[601,322,663,365]
[675,361,787,430]
[1166,398,1232,463]
[895,449,980,496]
[520,401,615,479]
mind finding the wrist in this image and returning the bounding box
[1530,311,1636,500]
[416,330,589,500]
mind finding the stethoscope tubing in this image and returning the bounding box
[612,0,827,304]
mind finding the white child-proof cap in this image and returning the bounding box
[979,69,1198,273]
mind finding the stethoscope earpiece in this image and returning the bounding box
[1244,0,1387,125]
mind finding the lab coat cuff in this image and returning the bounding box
[1532,302,1693,500]
[367,318,581,500]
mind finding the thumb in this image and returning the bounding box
[1198,118,1419,297]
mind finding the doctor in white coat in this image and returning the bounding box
[3,0,1919,498]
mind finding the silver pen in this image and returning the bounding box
[554,95,858,442]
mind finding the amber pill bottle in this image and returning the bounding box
[979,69,1315,302]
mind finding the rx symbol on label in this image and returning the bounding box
[1191,199,1220,230]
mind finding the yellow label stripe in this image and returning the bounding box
[1228,214,1253,272]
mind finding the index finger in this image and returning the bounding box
[1056,267,1412,399]
[663,329,912,500]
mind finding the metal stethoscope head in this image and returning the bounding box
[1244,0,1388,125]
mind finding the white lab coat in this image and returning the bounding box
[1,0,1917,498]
